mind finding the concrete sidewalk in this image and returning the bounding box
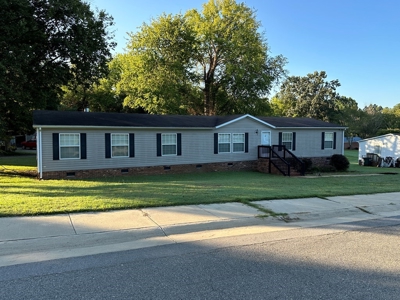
[1,192,400,267]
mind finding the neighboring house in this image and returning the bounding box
[358,134,400,162]
[33,110,346,179]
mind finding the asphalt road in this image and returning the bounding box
[1,217,399,300]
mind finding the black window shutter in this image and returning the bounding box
[80,133,87,159]
[214,133,218,154]
[333,132,337,150]
[321,132,325,150]
[278,132,282,145]
[177,133,182,156]
[157,133,162,156]
[292,132,296,151]
[245,133,249,153]
[129,133,135,157]
[52,133,59,160]
[105,133,111,158]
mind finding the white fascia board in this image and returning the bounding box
[33,125,213,130]
[215,114,276,129]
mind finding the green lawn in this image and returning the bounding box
[1,150,399,217]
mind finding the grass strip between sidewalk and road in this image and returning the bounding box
[0,150,399,217]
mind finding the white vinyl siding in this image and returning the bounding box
[218,133,231,153]
[374,145,381,155]
[232,133,245,152]
[162,133,177,156]
[39,117,345,174]
[112,133,129,157]
[324,132,334,149]
[282,132,293,150]
[59,133,80,159]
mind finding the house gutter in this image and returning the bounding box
[33,125,214,130]
[37,127,43,179]
[341,130,345,155]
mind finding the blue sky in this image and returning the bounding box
[91,0,400,109]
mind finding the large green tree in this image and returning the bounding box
[0,0,115,142]
[117,0,286,116]
[357,104,385,138]
[272,71,343,122]
[59,59,132,113]
[381,104,400,131]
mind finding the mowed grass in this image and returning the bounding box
[0,150,399,216]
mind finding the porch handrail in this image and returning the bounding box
[283,147,305,176]
[270,146,291,176]
[271,145,305,176]
[258,145,271,158]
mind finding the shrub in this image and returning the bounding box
[330,154,350,171]
[301,158,313,172]
[311,165,336,173]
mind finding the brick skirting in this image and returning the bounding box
[257,156,332,175]
[39,160,258,180]
[39,156,333,179]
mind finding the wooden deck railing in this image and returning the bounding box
[258,145,305,176]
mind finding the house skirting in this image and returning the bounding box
[257,156,332,175]
[39,160,258,180]
[38,156,333,179]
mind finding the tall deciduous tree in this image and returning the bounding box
[382,104,400,130]
[273,71,342,122]
[357,104,385,138]
[117,0,286,116]
[0,0,115,143]
[60,59,132,113]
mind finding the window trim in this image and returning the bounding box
[282,132,293,151]
[217,133,247,153]
[218,133,231,153]
[232,133,245,153]
[324,132,334,149]
[161,133,177,156]
[59,133,80,160]
[111,133,129,158]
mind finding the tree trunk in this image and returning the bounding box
[203,83,210,115]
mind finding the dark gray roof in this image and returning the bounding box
[33,110,240,128]
[257,116,343,128]
[33,110,345,129]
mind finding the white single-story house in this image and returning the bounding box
[358,134,400,162]
[33,110,346,179]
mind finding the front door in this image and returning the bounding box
[261,131,271,145]
[260,131,271,157]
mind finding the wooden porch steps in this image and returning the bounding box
[257,158,303,177]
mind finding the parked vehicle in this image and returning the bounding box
[21,140,37,149]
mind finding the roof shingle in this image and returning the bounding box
[33,110,345,129]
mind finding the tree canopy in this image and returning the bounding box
[116,0,287,116]
[272,71,345,122]
[0,0,116,141]
[270,71,400,139]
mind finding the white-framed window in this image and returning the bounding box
[162,133,177,155]
[324,132,334,149]
[59,133,80,159]
[232,133,245,152]
[282,132,293,150]
[218,133,231,153]
[111,133,129,157]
